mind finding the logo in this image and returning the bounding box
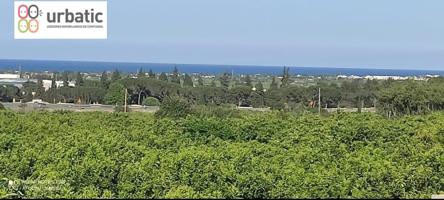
[17,4,41,33]
[15,1,107,39]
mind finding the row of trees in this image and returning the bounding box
[2,66,443,116]
[102,67,382,112]
[377,77,444,117]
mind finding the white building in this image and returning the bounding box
[0,73,28,88]
[0,74,20,79]
[364,75,409,80]
[42,80,76,91]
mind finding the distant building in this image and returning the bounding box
[0,74,20,79]
[364,76,409,80]
[349,75,362,79]
[0,73,78,90]
[42,80,76,91]
[337,75,347,79]
[0,73,30,88]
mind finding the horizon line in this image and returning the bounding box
[0,58,443,72]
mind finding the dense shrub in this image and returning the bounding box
[0,111,444,198]
[142,97,161,106]
[191,105,242,118]
[114,104,131,113]
[155,98,192,118]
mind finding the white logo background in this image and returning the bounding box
[14,1,107,39]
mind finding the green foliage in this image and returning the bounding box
[148,69,156,79]
[255,80,264,92]
[3,70,443,115]
[100,71,109,89]
[171,66,181,84]
[111,70,121,83]
[270,76,278,90]
[62,71,69,88]
[183,74,194,87]
[281,66,290,88]
[36,76,45,98]
[114,104,131,113]
[75,72,84,87]
[43,87,105,104]
[155,97,192,118]
[219,72,231,88]
[244,75,252,87]
[0,102,4,110]
[377,79,444,117]
[137,68,145,78]
[250,92,265,108]
[198,76,204,86]
[229,86,253,106]
[191,104,241,118]
[51,78,57,89]
[104,83,125,105]
[143,97,161,106]
[0,85,20,102]
[159,73,168,82]
[0,111,444,198]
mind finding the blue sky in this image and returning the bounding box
[1,0,444,70]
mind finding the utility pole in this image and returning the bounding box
[318,88,321,115]
[124,88,128,113]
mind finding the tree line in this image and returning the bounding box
[1,67,443,116]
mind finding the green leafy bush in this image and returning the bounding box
[191,105,241,118]
[104,83,125,105]
[142,97,160,106]
[155,97,192,118]
[114,104,131,113]
[0,111,444,198]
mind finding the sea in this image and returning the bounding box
[0,59,443,76]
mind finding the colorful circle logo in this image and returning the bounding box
[18,19,28,33]
[18,5,28,19]
[29,19,39,33]
[17,4,39,33]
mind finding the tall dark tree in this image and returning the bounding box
[270,76,278,90]
[62,71,69,88]
[104,83,125,105]
[219,72,231,88]
[198,76,204,86]
[255,80,264,92]
[76,72,84,87]
[100,71,109,89]
[229,86,253,107]
[137,68,145,78]
[281,66,290,87]
[51,77,57,89]
[36,76,45,97]
[183,74,194,87]
[171,66,181,84]
[111,70,121,83]
[48,77,58,103]
[53,72,59,81]
[245,75,252,87]
[148,69,156,79]
[159,73,168,82]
